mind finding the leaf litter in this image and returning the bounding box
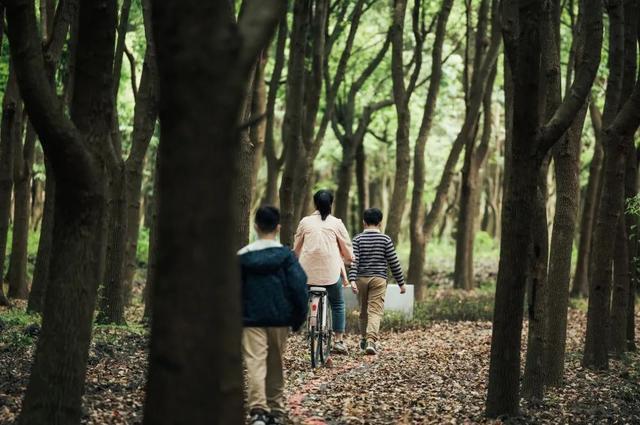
[0,304,638,424]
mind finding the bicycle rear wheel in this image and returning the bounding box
[321,303,332,363]
[309,325,318,368]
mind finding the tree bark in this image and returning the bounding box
[408,0,453,298]
[8,121,36,300]
[571,102,603,298]
[143,2,283,423]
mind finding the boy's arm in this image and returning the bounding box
[285,252,309,331]
[348,236,359,283]
[384,237,406,287]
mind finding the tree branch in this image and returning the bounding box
[238,0,286,72]
[538,0,603,152]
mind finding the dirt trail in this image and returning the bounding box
[283,314,640,424]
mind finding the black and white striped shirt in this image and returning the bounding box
[348,229,405,285]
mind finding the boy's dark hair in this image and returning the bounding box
[313,190,334,221]
[363,208,383,226]
[255,206,280,233]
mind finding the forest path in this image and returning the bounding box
[282,312,640,424]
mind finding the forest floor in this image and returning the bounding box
[0,298,639,424]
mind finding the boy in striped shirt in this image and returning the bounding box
[349,208,406,355]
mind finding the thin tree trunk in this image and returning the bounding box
[385,0,410,245]
[355,141,368,226]
[0,64,19,306]
[522,157,550,402]
[262,7,288,207]
[143,148,159,320]
[543,102,587,386]
[610,215,630,355]
[454,66,496,291]
[27,157,54,313]
[625,146,638,351]
[408,0,453,299]
[572,102,603,298]
[122,0,157,312]
[8,121,36,300]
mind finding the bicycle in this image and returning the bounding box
[307,286,333,368]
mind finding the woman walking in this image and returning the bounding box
[294,190,353,354]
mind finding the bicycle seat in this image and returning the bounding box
[309,286,327,293]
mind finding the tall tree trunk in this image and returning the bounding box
[584,0,632,370]
[7,0,116,421]
[0,65,20,306]
[571,102,603,298]
[143,2,283,423]
[408,0,453,299]
[608,0,638,357]
[486,0,602,415]
[8,122,36,300]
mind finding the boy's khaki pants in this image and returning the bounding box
[356,276,387,342]
[242,327,289,414]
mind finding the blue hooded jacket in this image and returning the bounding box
[239,245,309,331]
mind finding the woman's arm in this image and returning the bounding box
[335,220,353,264]
[293,220,305,257]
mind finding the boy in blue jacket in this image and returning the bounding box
[239,206,308,425]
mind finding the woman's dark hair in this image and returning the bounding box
[313,190,334,221]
